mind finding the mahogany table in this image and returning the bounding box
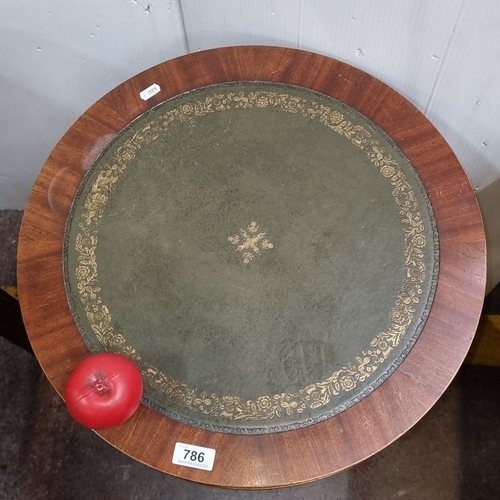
[17,46,486,489]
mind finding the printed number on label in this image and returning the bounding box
[172,442,216,471]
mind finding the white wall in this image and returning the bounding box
[1,0,499,290]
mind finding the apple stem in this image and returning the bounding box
[85,370,111,395]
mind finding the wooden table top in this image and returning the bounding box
[17,46,486,489]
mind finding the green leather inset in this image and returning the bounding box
[64,82,438,433]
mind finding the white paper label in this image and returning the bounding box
[172,442,216,471]
[139,83,161,100]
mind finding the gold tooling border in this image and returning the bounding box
[72,88,429,422]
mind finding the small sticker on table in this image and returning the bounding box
[140,83,161,100]
[172,442,216,471]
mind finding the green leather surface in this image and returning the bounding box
[64,82,438,433]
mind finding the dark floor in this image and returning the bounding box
[1,209,499,500]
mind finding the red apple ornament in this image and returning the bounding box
[64,353,143,429]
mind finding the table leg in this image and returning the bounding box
[0,288,33,354]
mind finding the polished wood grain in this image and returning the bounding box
[17,47,486,489]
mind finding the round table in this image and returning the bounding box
[17,46,486,489]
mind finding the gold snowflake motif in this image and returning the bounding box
[228,222,274,263]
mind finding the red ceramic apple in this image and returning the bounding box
[64,353,143,429]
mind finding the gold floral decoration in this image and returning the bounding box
[73,88,430,422]
[228,221,274,264]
